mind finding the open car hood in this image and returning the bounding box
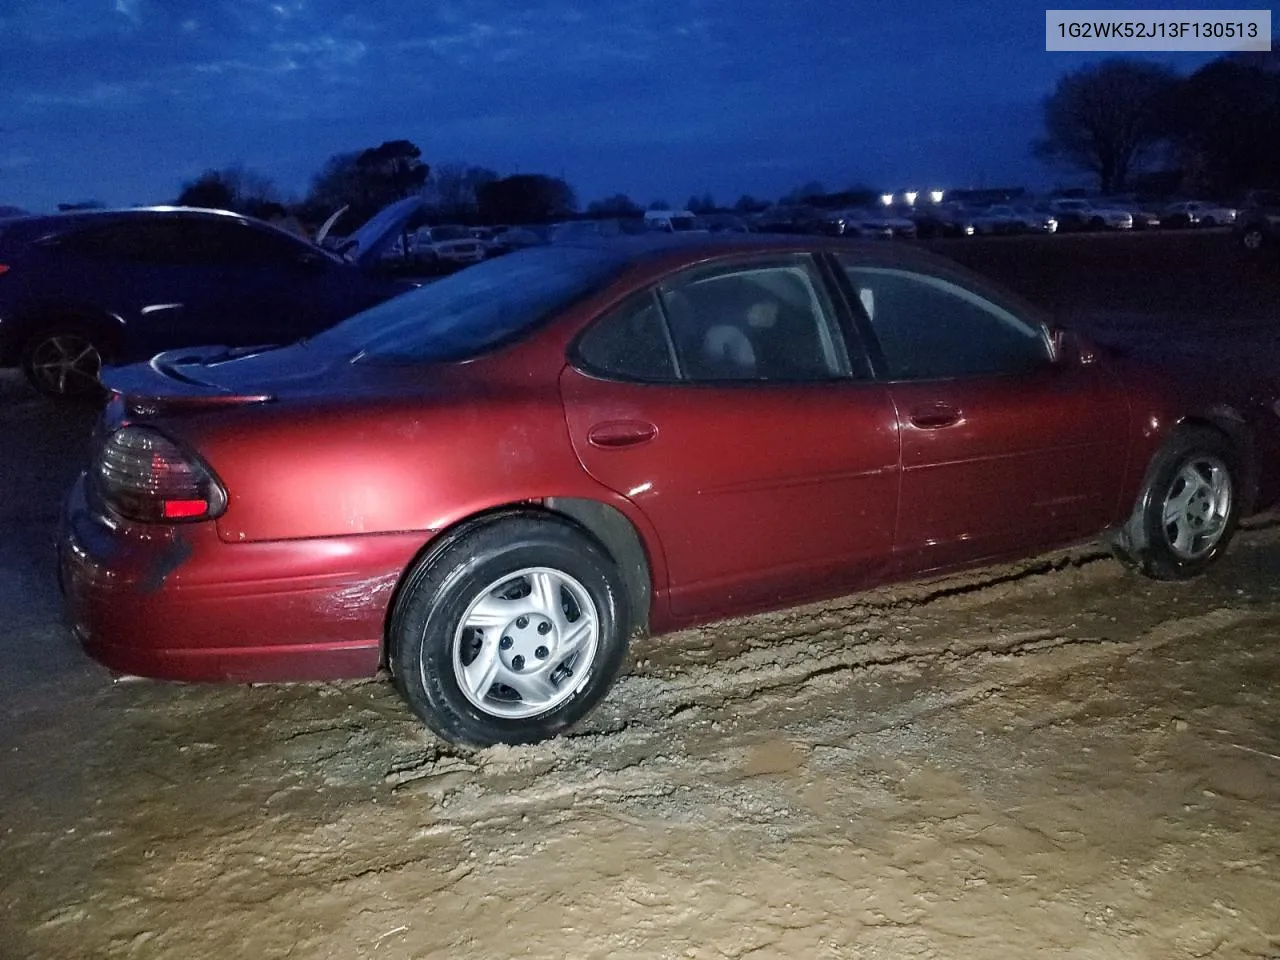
[338,196,424,266]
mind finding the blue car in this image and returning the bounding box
[0,198,421,398]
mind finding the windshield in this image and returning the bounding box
[311,245,626,364]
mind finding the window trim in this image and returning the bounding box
[570,252,864,387]
[656,253,857,386]
[568,288,683,384]
[830,256,1055,384]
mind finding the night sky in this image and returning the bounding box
[0,1,1227,213]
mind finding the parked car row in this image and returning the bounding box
[736,195,1254,242]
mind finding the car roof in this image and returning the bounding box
[548,230,944,267]
[547,232,1047,319]
[1,205,254,232]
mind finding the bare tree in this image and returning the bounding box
[1034,58,1178,194]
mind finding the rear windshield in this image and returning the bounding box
[314,245,626,364]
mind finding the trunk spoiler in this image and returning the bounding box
[102,346,279,412]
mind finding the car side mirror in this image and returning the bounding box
[1048,325,1097,366]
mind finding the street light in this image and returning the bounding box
[880,193,894,206]
[904,191,918,205]
[930,190,944,204]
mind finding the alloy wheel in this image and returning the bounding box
[450,567,600,719]
[27,334,103,396]
[1160,456,1232,560]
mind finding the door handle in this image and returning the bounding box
[587,420,658,448]
[908,405,962,429]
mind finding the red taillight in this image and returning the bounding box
[0,264,10,275]
[94,426,226,523]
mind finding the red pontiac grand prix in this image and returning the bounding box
[59,234,1280,746]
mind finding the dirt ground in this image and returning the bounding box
[2,231,1279,960]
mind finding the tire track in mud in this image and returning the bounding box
[376,519,1280,831]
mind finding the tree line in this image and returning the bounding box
[169,50,1279,228]
[1036,49,1280,195]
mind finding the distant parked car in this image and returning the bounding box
[751,206,824,235]
[488,226,547,255]
[909,204,976,238]
[971,205,1057,235]
[1048,199,1134,231]
[1234,190,1280,252]
[0,199,421,398]
[547,219,648,243]
[1102,198,1162,230]
[643,210,703,233]
[1162,201,1238,228]
[699,213,754,234]
[838,208,917,239]
[409,225,488,264]
[61,234,1280,746]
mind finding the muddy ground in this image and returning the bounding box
[2,231,1278,959]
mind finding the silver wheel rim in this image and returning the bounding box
[449,566,599,720]
[1160,455,1232,560]
[1243,230,1264,250]
[28,334,103,394]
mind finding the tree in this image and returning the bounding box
[1034,58,1178,194]
[733,194,767,213]
[586,193,643,218]
[477,174,577,224]
[302,139,428,224]
[781,181,826,205]
[686,193,717,214]
[1167,57,1280,192]
[429,162,498,220]
[176,164,278,212]
[356,139,429,199]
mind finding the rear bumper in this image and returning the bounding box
[59,474,427,682]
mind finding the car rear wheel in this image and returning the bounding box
[21,328,107,399]
[390,515,632,746]
[1110,426,1241,580]
[1241,227,1267,251]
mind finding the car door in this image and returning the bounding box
[169,218,380,347]
[560,253,901,623]
[52,219,226,361]
[834,257,1130,576]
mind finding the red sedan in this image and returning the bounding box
[60,235,1279,746]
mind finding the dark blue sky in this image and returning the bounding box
[0,1,1229,212]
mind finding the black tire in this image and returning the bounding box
[390,514,632,747]
[20,326,108,400]
[1240,226,1267,252]
[1109,426,1241,580]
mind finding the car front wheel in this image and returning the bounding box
[390,515,632,746]
[1110,426,1241,580]
[1241,227,1267,251]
